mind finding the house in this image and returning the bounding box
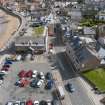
[97,10,105,21]
[14,36,46,53]
[82,27,96,38]
[97,25,105,46]
[66,36,105,72]
[68,9,82,21]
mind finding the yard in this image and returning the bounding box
[82,68,105,92]
[33,26,44,37]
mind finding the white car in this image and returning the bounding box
[0,71,8,74]
[32,70,38,78]
[37,79,44,88]
[34,101,39,105]
[47,100,52,105]
[6,102,13,105]
[16,55,22,61]
[39,72,45,80]
[13,101,20,105]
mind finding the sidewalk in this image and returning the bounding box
[78,77,103,105]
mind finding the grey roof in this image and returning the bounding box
[15,36,45,45]
[83,27,96,35]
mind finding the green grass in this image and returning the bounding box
[82,68,105,92]
[80,19,105,27]
[33,26,44,37]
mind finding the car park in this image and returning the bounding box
[34,101,39,105]
[67,83,75,92]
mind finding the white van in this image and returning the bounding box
[57,86,65,100]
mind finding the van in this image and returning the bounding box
[57,86,65,100]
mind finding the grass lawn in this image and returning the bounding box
[80,19,105,27]
[33,26,44,37]
[82,68,105,92]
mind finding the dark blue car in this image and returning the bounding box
[5,61,12,65]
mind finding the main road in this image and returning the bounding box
[52,22,95,105]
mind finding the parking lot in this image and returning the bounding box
[0,54,55,105]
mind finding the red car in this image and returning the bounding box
[26,100,33,105]
[18,70,26,78]
[19,79,29,87]
[26,70,33,78]
[49,43,53,49]
[1,67,9,71]
[3,65,10,68]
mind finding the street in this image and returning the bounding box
[52,22,95,105]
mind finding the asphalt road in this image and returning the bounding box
[52,21,95,105]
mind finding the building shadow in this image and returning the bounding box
[55,51,78,80]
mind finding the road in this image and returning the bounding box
[52,21,95,105]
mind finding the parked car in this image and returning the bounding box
[16,55,22,61]
[20,101,26,105]
[13,101,20,105]
[3,65,10,68]
[67,83,75,92]
[26,70,33,78]
[0,71,7,75]
[26,100,33,105]
[46,100,52,105]
[46,72,52,80]
[6,101,13,105]
[52,100,60,105]
[18,70,26,78]
[0,76,4,80]
[40,100,47,105]
[45,80,53,89]
[5,61,12,65]
[19,78,29,87]
[0,80,3,85]
[32,70,38,78]
[30,79,38,88]
[37,79,44,88]
[1,67,9,71]
[39,72,45,80]
[34,101,39,105]
[49,43,53,49]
